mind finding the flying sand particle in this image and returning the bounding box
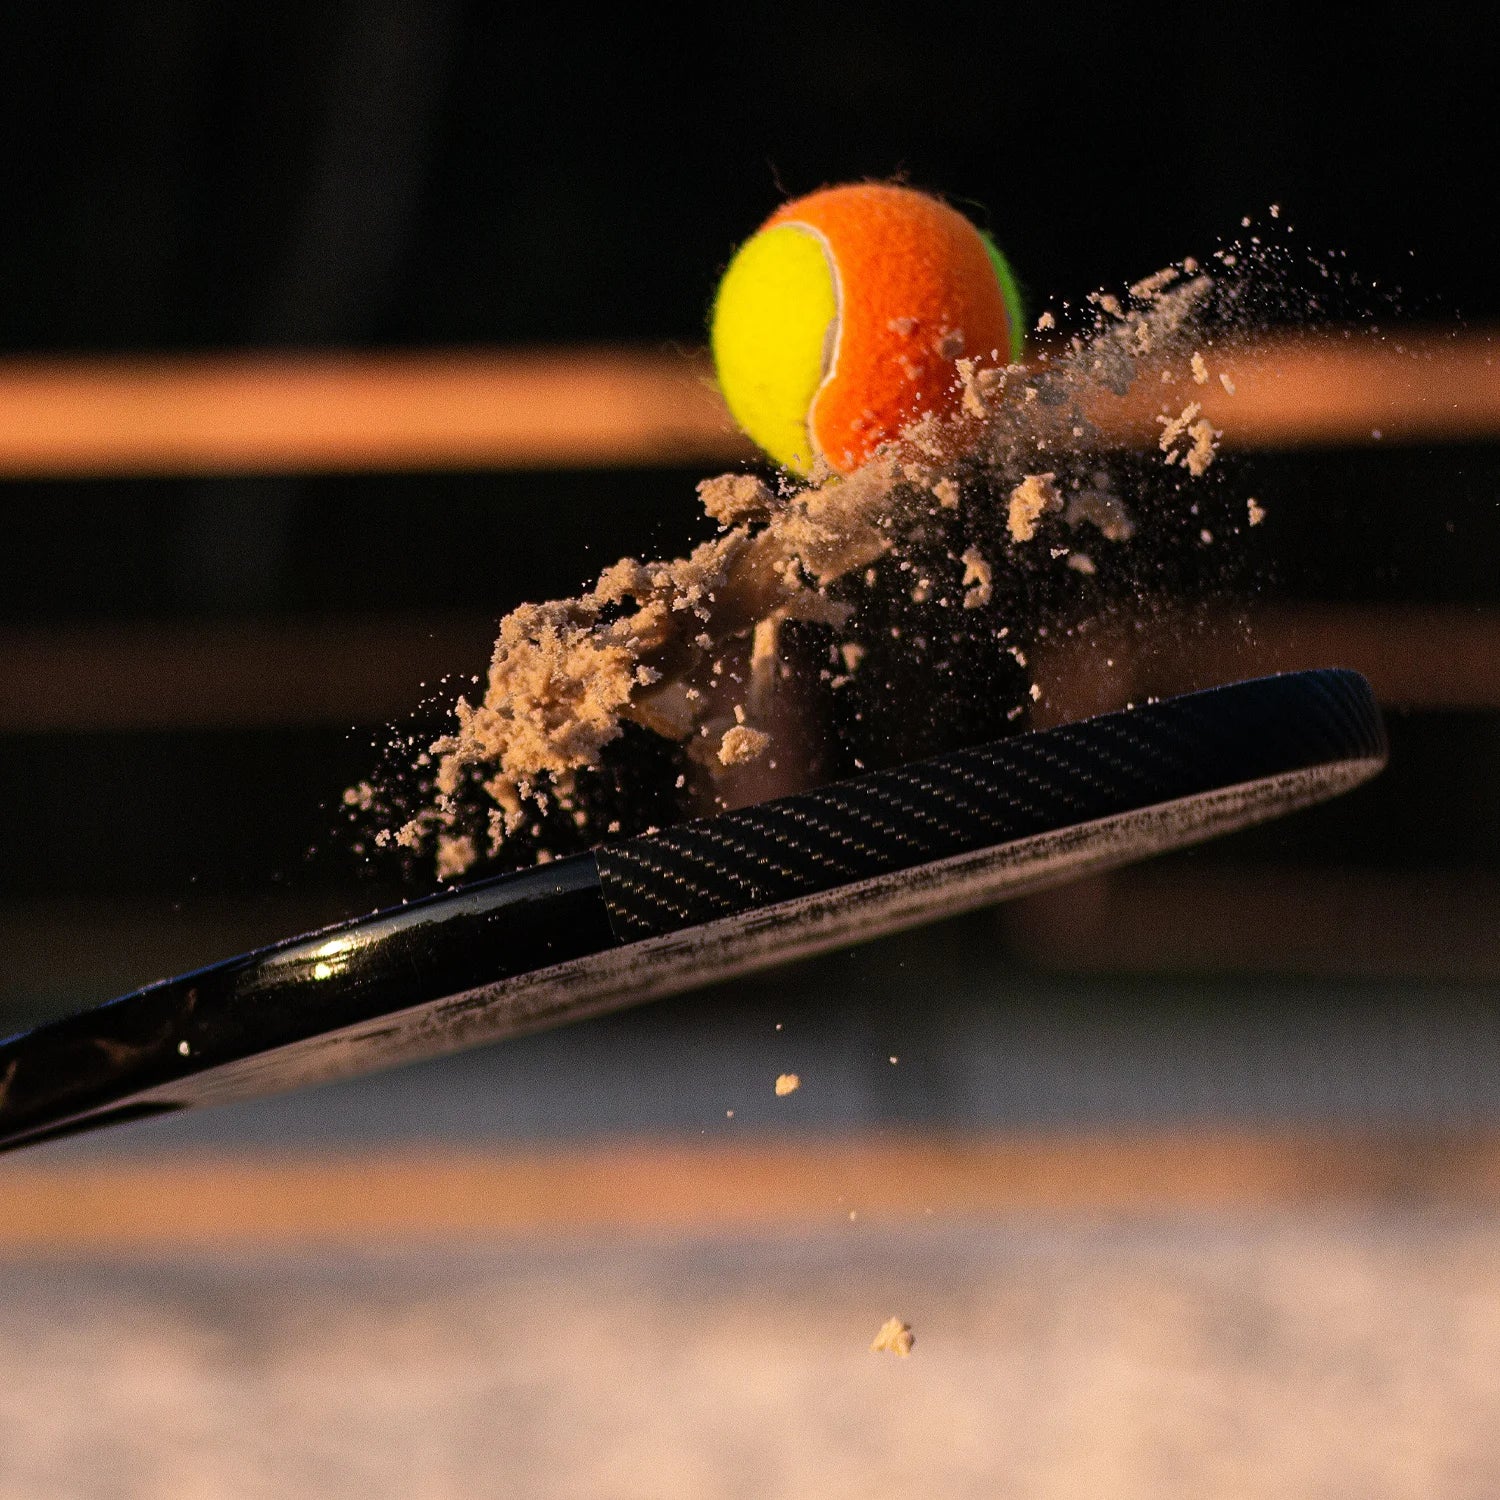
[870,1318,915,1357]
[1007,473,1062,543]
[718,723,771,766]
[960,546,993,609]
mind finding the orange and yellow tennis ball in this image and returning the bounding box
[711,183,1023,477]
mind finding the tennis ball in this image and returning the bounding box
[711,183,1023,477]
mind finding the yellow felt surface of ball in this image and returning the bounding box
[710,222,838,474]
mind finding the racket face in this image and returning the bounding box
[0,670,1385,1151]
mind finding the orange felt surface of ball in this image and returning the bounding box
[764,183,1015,474]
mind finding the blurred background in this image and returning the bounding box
[2,6,1499,1497]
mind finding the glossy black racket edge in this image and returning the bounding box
[0,669,1385,1152]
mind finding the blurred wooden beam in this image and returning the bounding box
[3,1132,1499,1248]
[1035,603,1500,729]
[0,328,1495,479]
[1201,603,1500,710]
[1083,326,1500,450]
[5,603,1500,735]
[1007,865,1500,980]
[0,611,497,731]
[0,346,751,478]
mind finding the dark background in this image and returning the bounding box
[0,3,1497,1046]
[2,5,1494,354]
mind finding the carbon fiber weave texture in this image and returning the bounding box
[596,670,1384,941]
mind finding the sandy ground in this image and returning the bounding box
[3,1211,1499,1499]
